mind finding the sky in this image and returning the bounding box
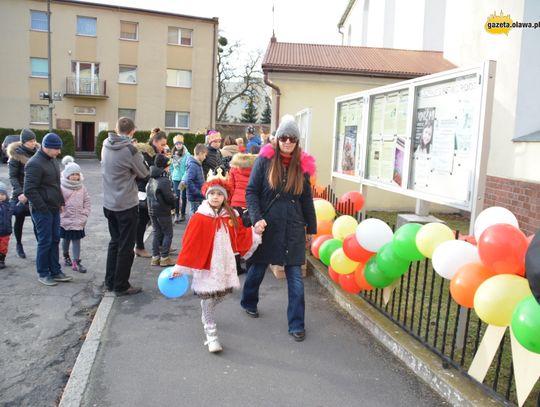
[77,0,350,62]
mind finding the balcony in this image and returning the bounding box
[64,77,108,99]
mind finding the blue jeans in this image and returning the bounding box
[241,263,305,333]
[31,210,62,278]
[173,180,187,216]
[189,200,201,215]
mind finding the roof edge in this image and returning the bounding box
[262,65,421,80]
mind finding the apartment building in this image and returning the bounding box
[0,0,218,152]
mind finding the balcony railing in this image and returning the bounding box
[65,77,107,98]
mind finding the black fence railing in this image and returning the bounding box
[65,77,107,97]
[312,184,539,407]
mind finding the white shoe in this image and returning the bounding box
[204,325,223,353]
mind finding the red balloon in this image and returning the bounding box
[343,234,375,263]
[339,191,365,212]
[478,224,528,276]
[311,234,333,259]
[328,266,340,283]
[458,234,477,246]
[353,263,374,291]
[339,272,361,294]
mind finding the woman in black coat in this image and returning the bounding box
[241,115,316,342]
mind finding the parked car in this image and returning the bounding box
[1,135,20,163]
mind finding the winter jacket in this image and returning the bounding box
[24,149,64,212]
[246,135,262,153]
[170,147,190,182]
[146,166,176,216]
[60,184,91,230]
[229,153,257,208]
[202,145,223,178]
[246,144,317,266]
[185,155,205,202]
[135,142,156,192]
[220,144,239,158]
[0,201,13,236]
[7,141,38,201]
[101,133,149,211]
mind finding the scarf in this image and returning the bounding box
[61,177,83,190]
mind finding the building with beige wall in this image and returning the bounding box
[0,0,217,153]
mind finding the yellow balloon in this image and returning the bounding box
[474,274,532,326]
[314,199,336,222]
[332,215,358,241]
[415,222,455,258]
[330,248,358,275]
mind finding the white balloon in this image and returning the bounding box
[355,218,393,253]
[474,206,518,241]
[432,240,480,280]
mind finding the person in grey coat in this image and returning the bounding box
[101,117,149,296]
[240,115,317,342]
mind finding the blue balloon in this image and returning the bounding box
[157,267,189,299]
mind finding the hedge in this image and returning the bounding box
[0,128,75,158]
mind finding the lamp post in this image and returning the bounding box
[47,0,53,131]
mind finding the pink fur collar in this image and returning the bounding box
[259,143,316,176]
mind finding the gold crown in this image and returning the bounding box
[206,167,226,182]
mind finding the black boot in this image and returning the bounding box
[0,253,5,269]
[64,253,72,266]
[16,243,26,259]
[72,259,87,273]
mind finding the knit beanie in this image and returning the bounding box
[173,135,184,144]
[154,154,170,169]
[0,181,8,195]
[61,156,81,178]
[42,132,63,149]
[20,128,37,144]
[275,115,300,140]
[245,126,255,135]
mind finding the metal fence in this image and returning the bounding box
[65,77,107,97]
[312,184,539,407]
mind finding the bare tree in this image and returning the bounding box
[216,36,265,123]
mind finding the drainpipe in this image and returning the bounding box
[338,25,344,46]
[263,72,280,132]
[210,18,218,129]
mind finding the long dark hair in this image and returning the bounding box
[268,142,304,195]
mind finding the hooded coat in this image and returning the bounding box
[146,166,176,216]
[7,141,38,201]
[245,143,317,266]
[229,153,257,208]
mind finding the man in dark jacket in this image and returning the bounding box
[202,130,223,177]
[24,133,72,286]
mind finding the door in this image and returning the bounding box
[75,121,95,152]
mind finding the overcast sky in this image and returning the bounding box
[77,0,350,58]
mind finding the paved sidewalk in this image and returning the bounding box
[79,227,447,406]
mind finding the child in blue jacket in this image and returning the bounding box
[0,182,13,269]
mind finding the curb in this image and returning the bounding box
[306,255,504,407]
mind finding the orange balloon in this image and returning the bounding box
[314,220,333,239]
[311,234,332,259]
[450,263,495,308]
[353,263,374,291]
[328,266,340,283]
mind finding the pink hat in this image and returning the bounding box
[206,130,222,144]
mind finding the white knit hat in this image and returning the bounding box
[275,114,300,139]
[61,155,82,178]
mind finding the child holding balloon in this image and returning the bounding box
[171,175,262,353]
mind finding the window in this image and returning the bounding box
[168,27,192,46]
[165,111,189,129]
[166,69,192,88]
[119,65,137,84]
[77,16,96,36]
[30,58,48,77]
[30,105,49,124]
[120,21,138,40]
[31,10,48,31]
[118,108,136,121]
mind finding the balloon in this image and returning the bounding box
[353,263,374,291]
[474,274,532,326]
[339,273,362,294]
[314,199,336,222]
[478,223,527,276]
[364,257,396,288]
[343,234,375,263]
[338,191,365,212]
[511,295,540,354]
[527,234,535,246]
[332,215,358,241]
[375,242,410,279]
[450,263,494,308]
[311,234,333,259]
[415,222,455,258]
[314,220,333,239]
[157,267,189,299]
[458,234,477,246]
[355,218,393,253]
[474,206,519,242]
[330,248,359,275]
[432,240,481,280]
[319,239,343,266]
[328,266,340,283]
[392,223,425,261]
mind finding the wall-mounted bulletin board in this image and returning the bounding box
[331,61,496,213]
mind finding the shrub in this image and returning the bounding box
[0,128,75,158]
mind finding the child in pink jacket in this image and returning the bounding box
[60,156,91,273]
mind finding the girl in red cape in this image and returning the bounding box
[171,175,262,353]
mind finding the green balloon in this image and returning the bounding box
[364,257,396,288]
[511,295,540,354]
[393,223,425,261]
[376,242,410,279]
[319,239,343,267]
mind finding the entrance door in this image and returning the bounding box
[75,121,95,152]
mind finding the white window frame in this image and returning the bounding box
[30,57,48,77]
[77,16,97,37]
[166,69,192,88]
[72,61,100,94]
[30,104,49,124]
[167,27,192,46]
[165,111,190,129]
[120,21,138,41]
[31,10,48,31]
[119,65,137,84]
